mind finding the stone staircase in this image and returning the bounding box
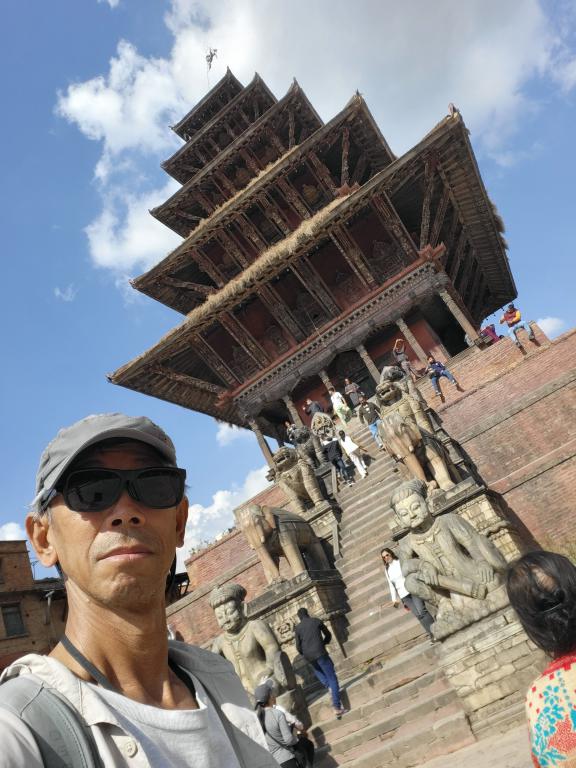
[309,416,475,767]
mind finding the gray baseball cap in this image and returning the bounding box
[33,413,177,513]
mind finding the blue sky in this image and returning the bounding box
[1,0,575,574]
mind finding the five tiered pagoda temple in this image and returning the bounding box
[110,69,516,459]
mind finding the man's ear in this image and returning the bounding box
[175,497,188,548]
[26,514,59,568]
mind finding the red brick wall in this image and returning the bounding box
[418,325,576,542]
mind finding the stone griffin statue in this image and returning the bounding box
[310,411,336,442]
[291,425,324,468]
[234,503,331,585]
[267,446,325,515]
[209,583,301,715]
[390,479,507,638]
[376,371,458,491]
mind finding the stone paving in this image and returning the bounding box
[419,724,532,768]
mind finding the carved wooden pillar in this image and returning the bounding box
[247,418,275,468]
[438,288,480,341]
[395,318,428,365]
[357,343,380,383]
[282,395,304,426]
[319,369,334,390]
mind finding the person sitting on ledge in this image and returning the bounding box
[506,550,576,768]
[425,355,461,398]
[500,302,535,347]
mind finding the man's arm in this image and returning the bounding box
[294,626,302,655]
[319,622,332,646]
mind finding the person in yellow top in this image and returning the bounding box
[500,303,535,346]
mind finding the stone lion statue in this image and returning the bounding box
[234,504,331,584]
[267,446,325,515]
[376,378,458,491]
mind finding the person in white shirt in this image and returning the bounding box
[381,547,434,639]
[338,430,369,479]
[328,387,352,424]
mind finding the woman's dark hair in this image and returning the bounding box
[506,550,576,658]
[380,547,397,564]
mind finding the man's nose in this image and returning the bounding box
[106,490,146,527]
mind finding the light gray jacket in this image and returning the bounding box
[0,640,278,767]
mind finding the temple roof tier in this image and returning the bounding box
[151,82,330,236]
[134,111,513,322]
[163,74,278,185]
[171,68,243,140]
[137,95,395,304]
[110,259,446,429]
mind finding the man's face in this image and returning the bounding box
[27,441,188,612]
[214,599,243,632]
[393,492,430,529]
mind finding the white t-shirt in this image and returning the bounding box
[385,558,409,601]
[88,675,241,768]
[339,435,360,454]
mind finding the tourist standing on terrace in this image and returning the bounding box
[393,339,418,382]
[507,550,576,768]
[344,377,363,410]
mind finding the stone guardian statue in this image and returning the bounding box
[390,479,507,638]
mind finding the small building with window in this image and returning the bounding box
[0,541,65,672]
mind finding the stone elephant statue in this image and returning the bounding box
[378,411,458,491]
[235,503,331,584]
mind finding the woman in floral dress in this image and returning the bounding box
[507,551,576,767]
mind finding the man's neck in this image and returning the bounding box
[51,586,194,708]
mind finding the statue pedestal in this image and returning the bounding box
[302,500,340,559]
[437,604,546,737]
[246,569,347,692]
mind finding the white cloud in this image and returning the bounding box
[56,0,576,282]
[215,422,252,447]
[537,316,566,338]
[54,284,78,302]
[0,522,26,541]
[98,0,120,7]
[179,465,270,569]
[85,179,181,273]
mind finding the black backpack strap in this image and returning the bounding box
[0,676,102,768]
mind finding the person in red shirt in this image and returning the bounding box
[500,303,535,346]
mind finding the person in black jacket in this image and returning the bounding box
[321,436,354,487]
[294,608,348,718]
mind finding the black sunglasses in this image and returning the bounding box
[54,467,186,513]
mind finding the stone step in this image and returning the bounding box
[345,576,389,606]
[344,612,424,658]
[307,642,440,723]
[316,708,474,768]
[339,521,396,556]
[312,678,460,763]
[344,603,417,643]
